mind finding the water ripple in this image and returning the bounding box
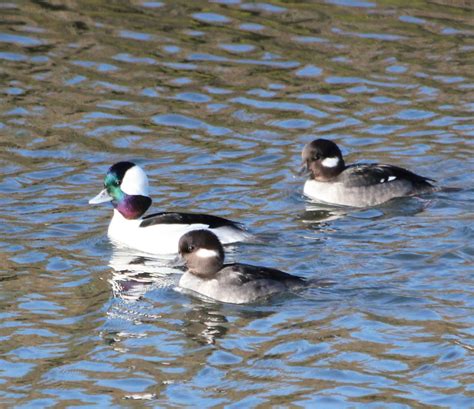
[0,0,472,407]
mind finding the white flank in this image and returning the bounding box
[321,157,340,168]
[121,165,149,196]
[196,248,219,258]
[380,178,386,183]
[388,176,397,182]
[107,213,247,255]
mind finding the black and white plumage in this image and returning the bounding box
[301,139,437,207]
[178,230,305,304]
[140,212,243,229]
[89,161,249,254]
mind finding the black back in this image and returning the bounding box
[140,211,244,229]
[222,263,305,285]
[345,163,435,188]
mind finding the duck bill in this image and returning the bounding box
[89,189,113,204]
[170,253,185,267]
[298,162,310,176]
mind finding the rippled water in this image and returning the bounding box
[1,0,473,407]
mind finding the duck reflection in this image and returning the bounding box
[180,305,229,345]
[180,303,277,345]
[108,246,181,301]
[299,195,432,229]
[298,202,348,230]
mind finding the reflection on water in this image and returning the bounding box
[181,305,230,345]
[108,247,179,301]
[0,0,473,407]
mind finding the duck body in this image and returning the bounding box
[301,139,437,208]
[90,161,249,255]
[178,230,305,304]
[179,263,305,304]
[303,162,436,208]
[108,209,248,255]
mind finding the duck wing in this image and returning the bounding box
[342,163,435,188]
[139,211,244,229]
[220,263,305,286]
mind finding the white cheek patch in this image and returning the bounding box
[196,248,219,258]
[321,157,340,168]
[121,165,149,196]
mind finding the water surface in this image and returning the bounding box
[0,0,473,407]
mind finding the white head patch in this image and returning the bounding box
[120,165,149,196]
[321,157,340,168]
[195,248,219,258]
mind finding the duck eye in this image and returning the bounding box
[188,245,195,252]
[313,153,321,160]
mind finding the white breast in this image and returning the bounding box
[303,180,348,206]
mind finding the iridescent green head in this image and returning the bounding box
[89,161,151,219]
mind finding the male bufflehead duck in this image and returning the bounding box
[178,230,305,304]
[301,139,437,207]
[89,161,249,254]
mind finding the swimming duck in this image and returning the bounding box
[89,161,249,254]
[301,139,437,207]
[178,229,305,304]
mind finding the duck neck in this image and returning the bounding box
[113,194,152,219]
[188,256,224,279]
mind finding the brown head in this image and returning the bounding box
[178,230,225,278]
[301,139,345,181]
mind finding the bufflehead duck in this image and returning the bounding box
[89,161,249,254]
[178,230,305,304]
[301,139,437,207]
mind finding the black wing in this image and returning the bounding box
[223,263,305,285]
[139,211,244,229]
[344,163,435,188]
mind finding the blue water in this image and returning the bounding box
[0,0,473,407]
